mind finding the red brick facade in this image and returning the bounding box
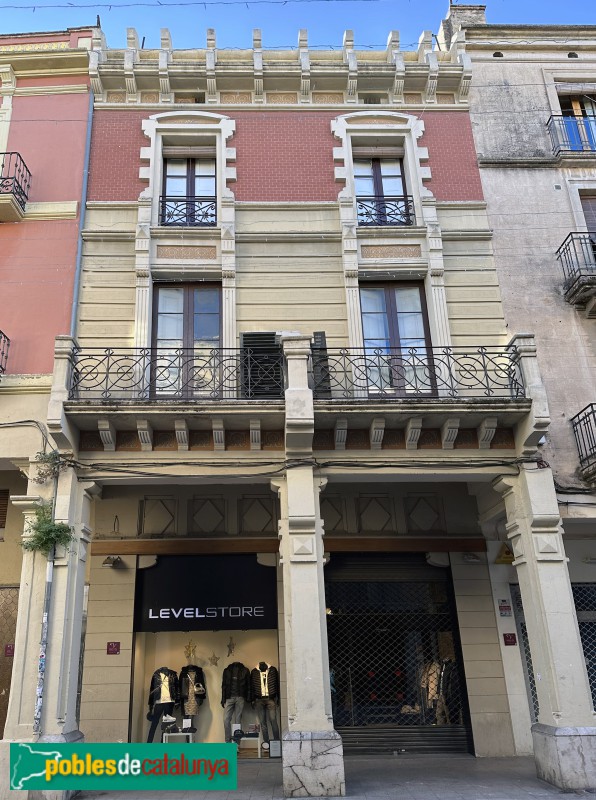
[88,109,484,203]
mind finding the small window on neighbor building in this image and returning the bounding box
[568,52,579,58]
[493,52,504,58]
[360,94,386,105]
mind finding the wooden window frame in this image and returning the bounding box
[152,283,222,351]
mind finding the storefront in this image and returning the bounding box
[325,553,473,755]
[129,553,280,749]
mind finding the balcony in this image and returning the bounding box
[547,116,596,156]
[159,196,217,227]
[356,195,415,227]
[68,347,284,402]
[311,346,525,401]
[0,152,31,222]
[571,404,596,482]
[0,330,9,378]
[557,232,596,313]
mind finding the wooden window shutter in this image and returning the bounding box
[162,146,217,157]
[351,146,404,158]
[0,490,9,528]
[240,332,284,399]
[312,331,331,399]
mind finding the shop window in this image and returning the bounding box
[160,157,217,227]
[359,283,433,395]
[354,158,414,226]
[152,284,221,398]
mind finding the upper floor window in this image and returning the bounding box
[354,158,415,227]
[360,283,432,395]
[152,283,221,397]
[160,157,217,227]
[549,95,596,154]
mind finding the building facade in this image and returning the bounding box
[442,5,596,789]
[0,10,595,800]
[0,26,93,799]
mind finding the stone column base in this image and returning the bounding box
[282,731,345,797]
[532,723,596,791]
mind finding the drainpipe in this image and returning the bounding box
[33,86,94,736]
[70,88,94,338]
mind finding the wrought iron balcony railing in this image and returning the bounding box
[0,330,10,377]
[571,404,596,473]
[0,152,31,210]
[556,232,596,288]
[159,196,217,227]
[356,195,415,227]
[311,346,525,400]
[68,348,284,401]
[547,116,596,155]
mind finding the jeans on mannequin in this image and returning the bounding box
[147,702,175,743]
[254,697,279,743]
[223,696,245,743]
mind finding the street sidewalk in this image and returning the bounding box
[79,753,592,799]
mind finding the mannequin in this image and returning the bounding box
[221,661,250,743]
[250,662,280,750]
[147,666,179,743]
[179,663,206,733]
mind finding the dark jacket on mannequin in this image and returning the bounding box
[250,663,279,701]
[148,667,179,713]
[221,662,250,705]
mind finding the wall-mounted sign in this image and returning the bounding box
[495,543,514,565]
[134,554,277,632]
[4,643,14,657]
[498,599,512,617]
[503,633,517,646]
[106,642,120,655]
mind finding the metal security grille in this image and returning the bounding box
[325,555,472,754]
[511,585,539,723]
[0,587,19,737]
[512,583,596,721]
[572,583,596,707]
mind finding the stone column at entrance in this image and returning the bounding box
[494,465,596,790]
[273,333,345,798]
[2,469,91,800]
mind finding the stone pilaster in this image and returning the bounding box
[274,333,345,797]
[494,465,596,790]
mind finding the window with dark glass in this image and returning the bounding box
[354,158,414,226]
[160,158,217,227]
[152,284,221,396]
[360,283,433,394]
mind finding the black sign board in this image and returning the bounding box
[134,554,277,632]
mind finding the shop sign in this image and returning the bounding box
[134,554,277,632]
[106,642,120,655]
[498,599,512,617]
[503,633,517,646]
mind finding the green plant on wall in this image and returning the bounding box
[22,503,73,555]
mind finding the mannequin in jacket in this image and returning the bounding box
[250,661,280,749]
[147,667,179,743]
[221,661,250,743]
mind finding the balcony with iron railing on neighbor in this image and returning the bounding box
[159,196,217,227]
[0,330,10,379]
[311,346,525,401]
[0,152,31,222]
[547,116,596,156]
[571,404,596,481]
[68,347,284,402]
[556,232,596,308]
[356,195,415,227]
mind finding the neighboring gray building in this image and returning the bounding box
[439,3,596,790]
